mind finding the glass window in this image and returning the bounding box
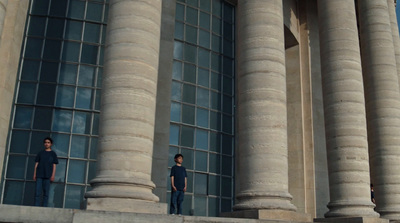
[186,7,198,26]
[62,41,80,62]
[198,49,210,69]
[65,20,83,41]
[64,185,85,208]
[67,160,86,183]
[52,109,72,132]
[209,153,220,173]
[23,181,36,206]
[48,183,65,207]
[89,137,98,159]
[56,85,75,108]
[183,63,196,84]
[182,104,195,125]
[176,3,184,21]
[17,82,36,104]
[212,16,221,35]
[196,108,208,128]
[221,176,231,197]
[209,132,220,152]
[181,148,194,170]
[71,135,89,158]
[182,84,196,104]
[40,62,58,83]
[195,150,207,171]
[24,38,43,59]
[75,87,93,109]
[3,181,23,205]
[36,83,56,105]
[21,60,40,81]
[208,197,219,216]
[196,129,208,150]
[199,12,210,30]
[7,155,26,179]
[10,130,30,153]
[49,0,67,17]
[31,0,50,15]
[88,161,97,181]
[86,2,103,22]
[52,133,70,157]
[197,87,209,108]
[208,174,220,195]
[169,124,180,145]
[81,44,98,64]
[94,89,101,111]
[181,126,194,148]
[221,155,232,176]
[175,22,184,41]
[28,16,46,36]
[46,18,65,38]
[33,107,53,130]
[194,173,207,194]
[174,41,183,60]
[184,44,197,64]
[92,113,100,135]
[14,106,33,129]
[67,0,85,19]
[194,196,207,216]
[168,146,179,167]
[199,30,210,49]
[29,131,50,155]
[73,111,92,134]
[173,61,183,81]
[84,23,101,43]
[59,63,78,84]
[171,81,182,101]
[185,25,197,45]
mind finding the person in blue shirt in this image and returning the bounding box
[170,154,187,215]
[33,137,58,207]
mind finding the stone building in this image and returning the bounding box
[0,0,400,222]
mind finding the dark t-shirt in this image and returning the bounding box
[35,150,58,179]
[170,165,187,191]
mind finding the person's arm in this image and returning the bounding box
[50,163,56,182]
[183,177,187,192]
[33,162,38,181]
[171,176,177,191]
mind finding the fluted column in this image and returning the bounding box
[85,0,166,213]
[234,0,296,212]
[387,0,400,90]
[318,1,378,218]
[359,0,400,221]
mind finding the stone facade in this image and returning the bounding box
[0,0,400,223]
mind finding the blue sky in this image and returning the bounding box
[397,3,400,29]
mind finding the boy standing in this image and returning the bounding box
[33,137,58,207]
[170,154,187,215]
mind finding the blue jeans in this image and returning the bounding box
[170,190,184,214]
[35,178,50,207]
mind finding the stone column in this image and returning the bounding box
[0,0,8,44]
[85,0,166,214]
[234,0,296,212]
[359,0,400,221]
[318,0,378,218]
[387,0,400,90]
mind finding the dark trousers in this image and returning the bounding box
[170,190,184,214]
[35,178,50,207]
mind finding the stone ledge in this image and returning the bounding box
[220,209,312,222]
[85,197,167,214]
[314,217,389,223]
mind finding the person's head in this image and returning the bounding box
[370,184,374,188]
[43,137,53,149]
[174,154,183,164]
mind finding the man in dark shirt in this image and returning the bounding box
[170,154,187,215]
[33,137,58,207]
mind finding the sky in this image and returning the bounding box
[397,3,400,31]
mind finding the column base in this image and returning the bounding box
[86,198,167,214]
[220,209,312,222]
[314,217,389,223]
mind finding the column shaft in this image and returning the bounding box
[0,0,8,44]
[359,0,400,221]
[318,0,378,218]
[387,0,400,90]
[85,0,164,213]
[234,0,296,211]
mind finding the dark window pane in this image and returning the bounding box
[25,38,43,59]
[223,4,234,23]
[40,62,58,83]
[90,137,98,159]
[194,173,207,194]
[67,160,86,183]
[182,84,195,104]
[84,23,101,43]
[221,155,232,176]
[78,65,96,87]
[29,131,50,155]
[18,82,36,104]
[71,135,89,158]
[221,177,232,197]
[209,153,220,174]
[174,41,183,60]
[209,131,220,152]
[52,133,70,157]
[182,104,195,125]
[184,44,197,64]
[171,81,182,101]
[222,95,232,114]
[23,181,35,206]
[81,44,98,64]
[14,106,33,129]
[86,2,103,22]
[56,85,75,108]
[10,130,30,153]
[46,18,65,39]
[181,148,194,170]
[48,183,65,207]
[195,150,207,171]
[183,63,196,84]
[168,146,179,167]
[198,49,210,69]
[62,41,80,62]
[31,0,50,16]
[28,16,46,36]
[223,76,232,95]
[211,53,221,72]
[196,108,208,128]
[199,12,210,30]
[97,68,103,87]
[222,134,233,155]
[169,124,179,146]
[68,0,85,19]
[173,61,182,81]
[212,0,222,17]
[36,83,56,105]
[65,185,85,209]
[210,111,220,131]
[75,87,93,109]
[50,0,68,17]
[54,158,67,182]
[181,126,194,147]
[21,60,40,81]
[200,0,211,12]
[212,16,221,35]
[65,20,83,41]
[221,198,231,212]
[7,155,26,179]
[73,111,92,134]
[187,0,198,7]
[208,197,220,216]
[176,3,184,21]
[59,63,78,84]
[3,181,23,205]
[43,39,62,60]
[199,30,210,49]
[197,87,209,108]
[88,161,97,182]
[194,196,207,216]
[33,107,53,130]
[210,91,220,110]
[186,7,198,25]
[170,102,181,122]
[212,34,221,53]
[210,72,221,91]
[223,22,233,42]
[52,109,72,132]
[196,129,208,150]
[222,114,232,134]
[185,25,197,44]
[92,113,100,135]
[197,68,209,88]
[175,21,184,40]
[94,89,101,110]
[208,175,220,196]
